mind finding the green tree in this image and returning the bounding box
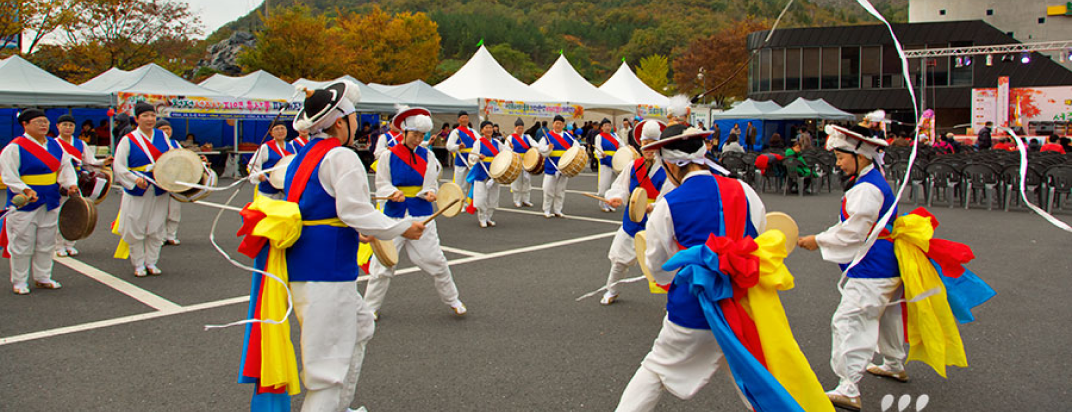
[636,54,670,95]
[61,0,202,69]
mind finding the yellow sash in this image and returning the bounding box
[397,186,422,198]
[550,150,567,157]
[22,172,57,186]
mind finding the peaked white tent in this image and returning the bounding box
[292,76,403,112]
[0,55,111,107]
[369,80,477,113]
[711,99,783,119]
[598,61,670,108]
[199,70,297,101]
[434,45,553,102]
[766,97,854,121]
[80,63,227,100]
[805,98,856,120]
[529,55,632,111]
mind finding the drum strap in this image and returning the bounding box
[13,137,60,172]
[57,138,83,163]
[633,159,658,199]
[129,130,164,164]
[286,138,339,203]
[600,132,619,150]
[389,144,427,177]
[511,134,530,151]
[391,131,404,142]
[270,141,291,158]
[549,131,572,150]
[478,137,499,157]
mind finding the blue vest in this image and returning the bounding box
[664,174,757,330]
[284,139,362,282]
[61,138,88,173]
[509,134,532,153]
[471,138,501,182]
[543,131,575,174]
[384,145,434,218]
[257,141,291,196]
[622,162,667,237]
[597,133,621,167]
[123,130,175,197]
[6,137,64,211]
[453,128,476,167]
[838,166,900,279]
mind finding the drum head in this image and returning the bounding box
[59,195,97,241]
[634,231,656,284]
[612,147,637,172]
[560,145,581,165]
[370,237,399,267]
[628,187,649,223]
[765,212,799,254]
[488,152,513,179]
[522,149,542,171]
[153,149,203,192]
[269,155,295,190]
[436,182,464,218]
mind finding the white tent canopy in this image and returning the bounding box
[81,63,227,99]
[0,55,111,107]
[199,70,297,101]
[598,61,670,108]
[434,45,554,103]
[765,97,855,121]
[711,99,783,119]
[369,80,478,113]
[293,76,403,112]
[529,54,633,111]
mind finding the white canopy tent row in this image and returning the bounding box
[0,55,111,108]
[598,61,671,113]
[764,97,856,121]
[292,76,405,113]
[368,80,478,114]
[710,99,784,120]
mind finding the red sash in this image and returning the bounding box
[268,141,291,157]
[389,144,428,177]
[391,131,404,143]
[549,131,572,150]
[286,139,340,203]
[511,134,530,151]
[632,159,658,200]
[711,175,766,366]
[456,127,475,142]
[294,137,308,147]
[13,137,61,172]
[600,132,619,149]
[57,138,84,162]
[478,137,500,156]
[129,131,164,161]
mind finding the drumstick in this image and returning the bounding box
[580,192,612,204]
[420,198,461,225]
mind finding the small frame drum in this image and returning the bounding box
[78,168,112,204]
[611,147,640,173]
[522,149,544,175]
[269,155,295,190]
[59,195,97,241]
[634,230,656,285]
[557,145,588,177]
[436,182,465,218]
[369,237,399,267]
[488,152,522,185]
[628,187,649,223]
[765,212,799,254]
[153,149,204,192]
[171,166,218,203]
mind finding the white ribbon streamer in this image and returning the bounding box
[575,276,649,301]
[1000,127,1072,232]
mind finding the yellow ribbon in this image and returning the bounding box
[739,230,834,412]
[22,172,57,186]
[111,209,130,260]
[550,150,567,157]
[889,213,967,378]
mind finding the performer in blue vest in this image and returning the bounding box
[113,102,181,277]
[365,107,466,319]
[797,124,903,411]
[594,118,625,212]
[468,120,505,228]
[446,111,478,200]
[285,81,424,412]
[1,109,79,295]
[372,118,404,159]
[155,119,185,246]
[54,114,109,257]
[508,118,538,208]
[248,120,293,200]
[537,114,578,218]
[615,123,766,411]
[598,120,667,305]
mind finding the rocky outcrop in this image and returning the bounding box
[196,31,256,76]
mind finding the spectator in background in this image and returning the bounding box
[784,139,814,192]
[1040,135,1066,154]
[796,127,813,150]
[976,121,993,150]
[697,121,705,131]
[433,123,450,147]
[722,134,745,154]
[492,124,502,139]
[95,119,110,146]
[891,133,912,147]
[112,113,132,143]
[729,123,741,147]
[767,132,785,150]
[181,133,198,149]
[933,133,955,155]
[79,120,96,145]
[1060,136,1072,154]
[992,137,1016,151]
[710,123,720,144]
[745,121,757,152]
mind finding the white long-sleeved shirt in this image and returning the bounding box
[645,171,766,285]
[604,160,673,202]
[594,132,625,158]
[373,131,404,159]
[374,144,440,202]
[112,128,179,191]
[247,140,292,178]
[814,164,885,264]
[313,138,411,239]
[1,136,78,193]
[57,135,104,167]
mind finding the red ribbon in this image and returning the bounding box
[236,203,268,259]
[705,235,760,291]
[905,207,975,278]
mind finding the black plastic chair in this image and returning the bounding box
[1001,164,1044,211]
[924,162,961,208]
[961,163,1002,210]
[782,158,811,197]
[1044,165,1072,213]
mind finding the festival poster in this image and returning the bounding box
[117,92,303,120]
[972,85,1072,134]
[637,104,667,119]
[483,99,584,119]
[996,76,1010,129]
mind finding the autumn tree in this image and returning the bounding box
[335,6,440,84]
[1,0,78,54]
[238,5,346,82]
[636,54,670,95]
[672,19,770,108]
[61,0,202,69]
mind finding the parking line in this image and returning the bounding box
[495,207,621,225]
[53,257,182,312]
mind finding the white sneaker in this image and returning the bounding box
[146,265,162,275]
[479,221,488,228]
[55,248,68,257]
[522,201,534,207]
[134,266,148,277]
[487,220,496,227]
[544,213,553,219]
[514,202,522,208]
[600,292,618,305]
[348,407,368,412]
[451,301,468,316]
[66,247,79,257]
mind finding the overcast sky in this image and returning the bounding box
[184,0,261,38]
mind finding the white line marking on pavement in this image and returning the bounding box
[440,246,485,257]
[495,207,621,225]
[53,257,182,312]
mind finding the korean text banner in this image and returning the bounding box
[118,92,302,120]
[483,99,584,118]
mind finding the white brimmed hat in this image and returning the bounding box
[825,124,887,159]
[293,81,362,133]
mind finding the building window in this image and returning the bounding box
[841,47,861,89]
[862,46,881,89]
[821,47,840,90]
[1039,17,1046,24]
[760,48,771,92]
[881,45,903,89]
[939,9,946,15]
[750,56,759,93]
[785,48,801,91]
[987,9,993,16]
[1007,31,1014,37]
[771,48,786,92]
[802,47,820,90]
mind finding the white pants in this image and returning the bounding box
[541,173,569,215]
[118,192,169,268]
[604,228,638,295]
[830,277,906,397]
[364,221,460,313]
[511,171,533,204]
[597,164,616,209]
[452,164,471,201]
[616,316,751,412]
[474,179,500,224]
[54,197,76,250]
[292,280,375,412]
[7,207,60,288]
[166,196,180,241]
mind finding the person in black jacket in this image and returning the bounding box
[976,121,993,150]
